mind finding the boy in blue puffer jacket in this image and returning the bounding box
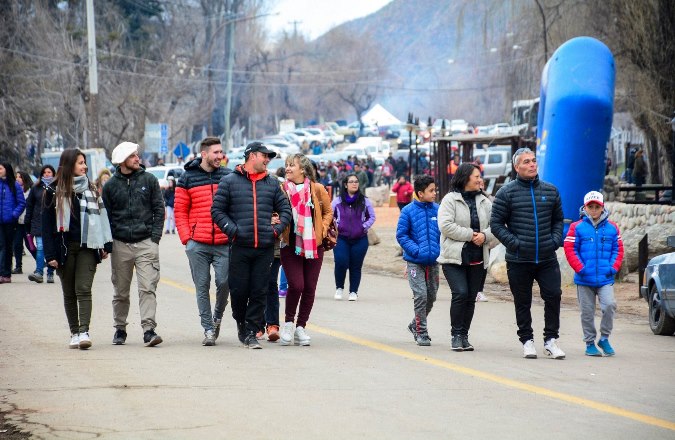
[564,191,623,357]
[396,175,440,346]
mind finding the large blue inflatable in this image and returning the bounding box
[536,37,615,236]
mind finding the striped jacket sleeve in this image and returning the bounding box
[563,220,584,273]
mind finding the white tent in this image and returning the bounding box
[362,104,401,126]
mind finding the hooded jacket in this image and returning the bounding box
[102,165,165,244]
[396,199,440,266]
[0,179,25,224]
[564,207,623,287]
[175,158,231,246]
[211,164,291,248]
[331,195,375,240]
[490,175,564,263]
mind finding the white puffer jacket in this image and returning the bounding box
[437,191,495,268]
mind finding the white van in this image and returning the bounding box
[473,146,512,179]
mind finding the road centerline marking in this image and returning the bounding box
[160,277,675,431]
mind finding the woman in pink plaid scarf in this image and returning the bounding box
[279,154,333,346]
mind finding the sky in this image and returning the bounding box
[265,0,393,40]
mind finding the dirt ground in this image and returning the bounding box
[337,206,649,322]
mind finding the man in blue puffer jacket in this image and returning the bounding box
[396,175,440,346]
[564,191,623,357]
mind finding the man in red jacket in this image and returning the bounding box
[175,137,231,346]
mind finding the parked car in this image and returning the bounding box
[260,137,301,154]
[450,119,469,134]
[322,129,344,144]
[640,237,675,335]
[146,164,184,189]
[345,121,378,140]
[473,146,512,179]
[489,123,513,135]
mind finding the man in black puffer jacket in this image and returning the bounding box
[103,142,165,348]
[491,147,566,360]
[211,142,291,349]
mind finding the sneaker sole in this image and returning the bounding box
[523,354,537,359]
[79,341,92,349]
[112,340,126,345]
[202,341,215,346]
[145,336,163,347]
[451,347,464,352]
[69,344,79,349]
[267,333,280,342]
[463,346,474,351]
[245,344,262,349]
[416,342,431,347]
[294,341,310,346]
[585,352,602,357]
[28,275,43,283]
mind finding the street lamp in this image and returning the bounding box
[406,113,414,180]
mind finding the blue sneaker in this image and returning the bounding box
[585,343,602,357]
[597,339,615,356]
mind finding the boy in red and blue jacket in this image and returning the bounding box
[564,191,623,357]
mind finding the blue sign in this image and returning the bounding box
[160,124,169,154]
[173,142,190,158]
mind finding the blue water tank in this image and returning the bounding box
[536,37,615,235]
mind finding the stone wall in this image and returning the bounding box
[488,202,675,286]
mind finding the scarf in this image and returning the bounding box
[56,176,113,249]
[284,178,317,259]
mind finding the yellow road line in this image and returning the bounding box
[160,277,675,431]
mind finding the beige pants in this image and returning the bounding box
[111,238,160,332]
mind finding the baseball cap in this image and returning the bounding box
[244,142,277,159]
[583,191,604,207]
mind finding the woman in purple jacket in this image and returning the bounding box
[331,173,376,301]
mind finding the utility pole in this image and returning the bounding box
[289,20,302,37]
[85,0,100,148]
[223,16,235,151]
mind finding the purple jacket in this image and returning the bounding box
[331,196,375,240]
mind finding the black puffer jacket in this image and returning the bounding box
[211,165,291,248]
[490,175,564,263]
[25,181,47,236]
[102,166,165,244]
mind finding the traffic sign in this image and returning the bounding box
[173,142,190,158]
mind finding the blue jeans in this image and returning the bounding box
[333,235,369,293]
[185,240,230,332]
[34,237,54,276]
[279,267,288,291]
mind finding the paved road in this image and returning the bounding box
[1,236,674,439]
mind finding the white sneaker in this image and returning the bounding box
[476,292,488,302]
[69,333,80,349]
[544,338,566,359]
[522,339,537,359]
[294,326,311,346]
[280,322,295,346]
[78,332,92,349]
[334,288,343,300]
[348,292,358,301]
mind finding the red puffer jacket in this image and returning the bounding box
[175,158,231,245]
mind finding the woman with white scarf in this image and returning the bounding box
[42,149,113,350]
[278,154,332,346]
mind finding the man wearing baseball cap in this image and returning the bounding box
[103,141,165,347]
[564,191,623,357]
[211,142,291,348]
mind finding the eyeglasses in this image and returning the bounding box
[347,180,359,184]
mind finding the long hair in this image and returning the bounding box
[16,171,33,192]
[53,149,92,210]
[450,163,481,192]
[1,162,17,196]
[340,172,366,210]
[285,153,316,182]
[35,165,56,187]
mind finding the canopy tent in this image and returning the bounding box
[362,104,401,126]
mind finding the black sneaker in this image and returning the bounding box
[416,333,431,346]
[461,335,474,351]
[12,267,22,274]
[407,322,418,342]
[214,318,222,340]
[47,273,54,283]
[243,332,262,349]
[112,329,127,345]
[451,335,464,352]
[143,329,163,347]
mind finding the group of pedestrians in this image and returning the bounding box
[3,141,624,359]
[396,147,624,358]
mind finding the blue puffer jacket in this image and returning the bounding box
[563,208,624,287]
[0,179,26,224]
[396,200,440,266]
